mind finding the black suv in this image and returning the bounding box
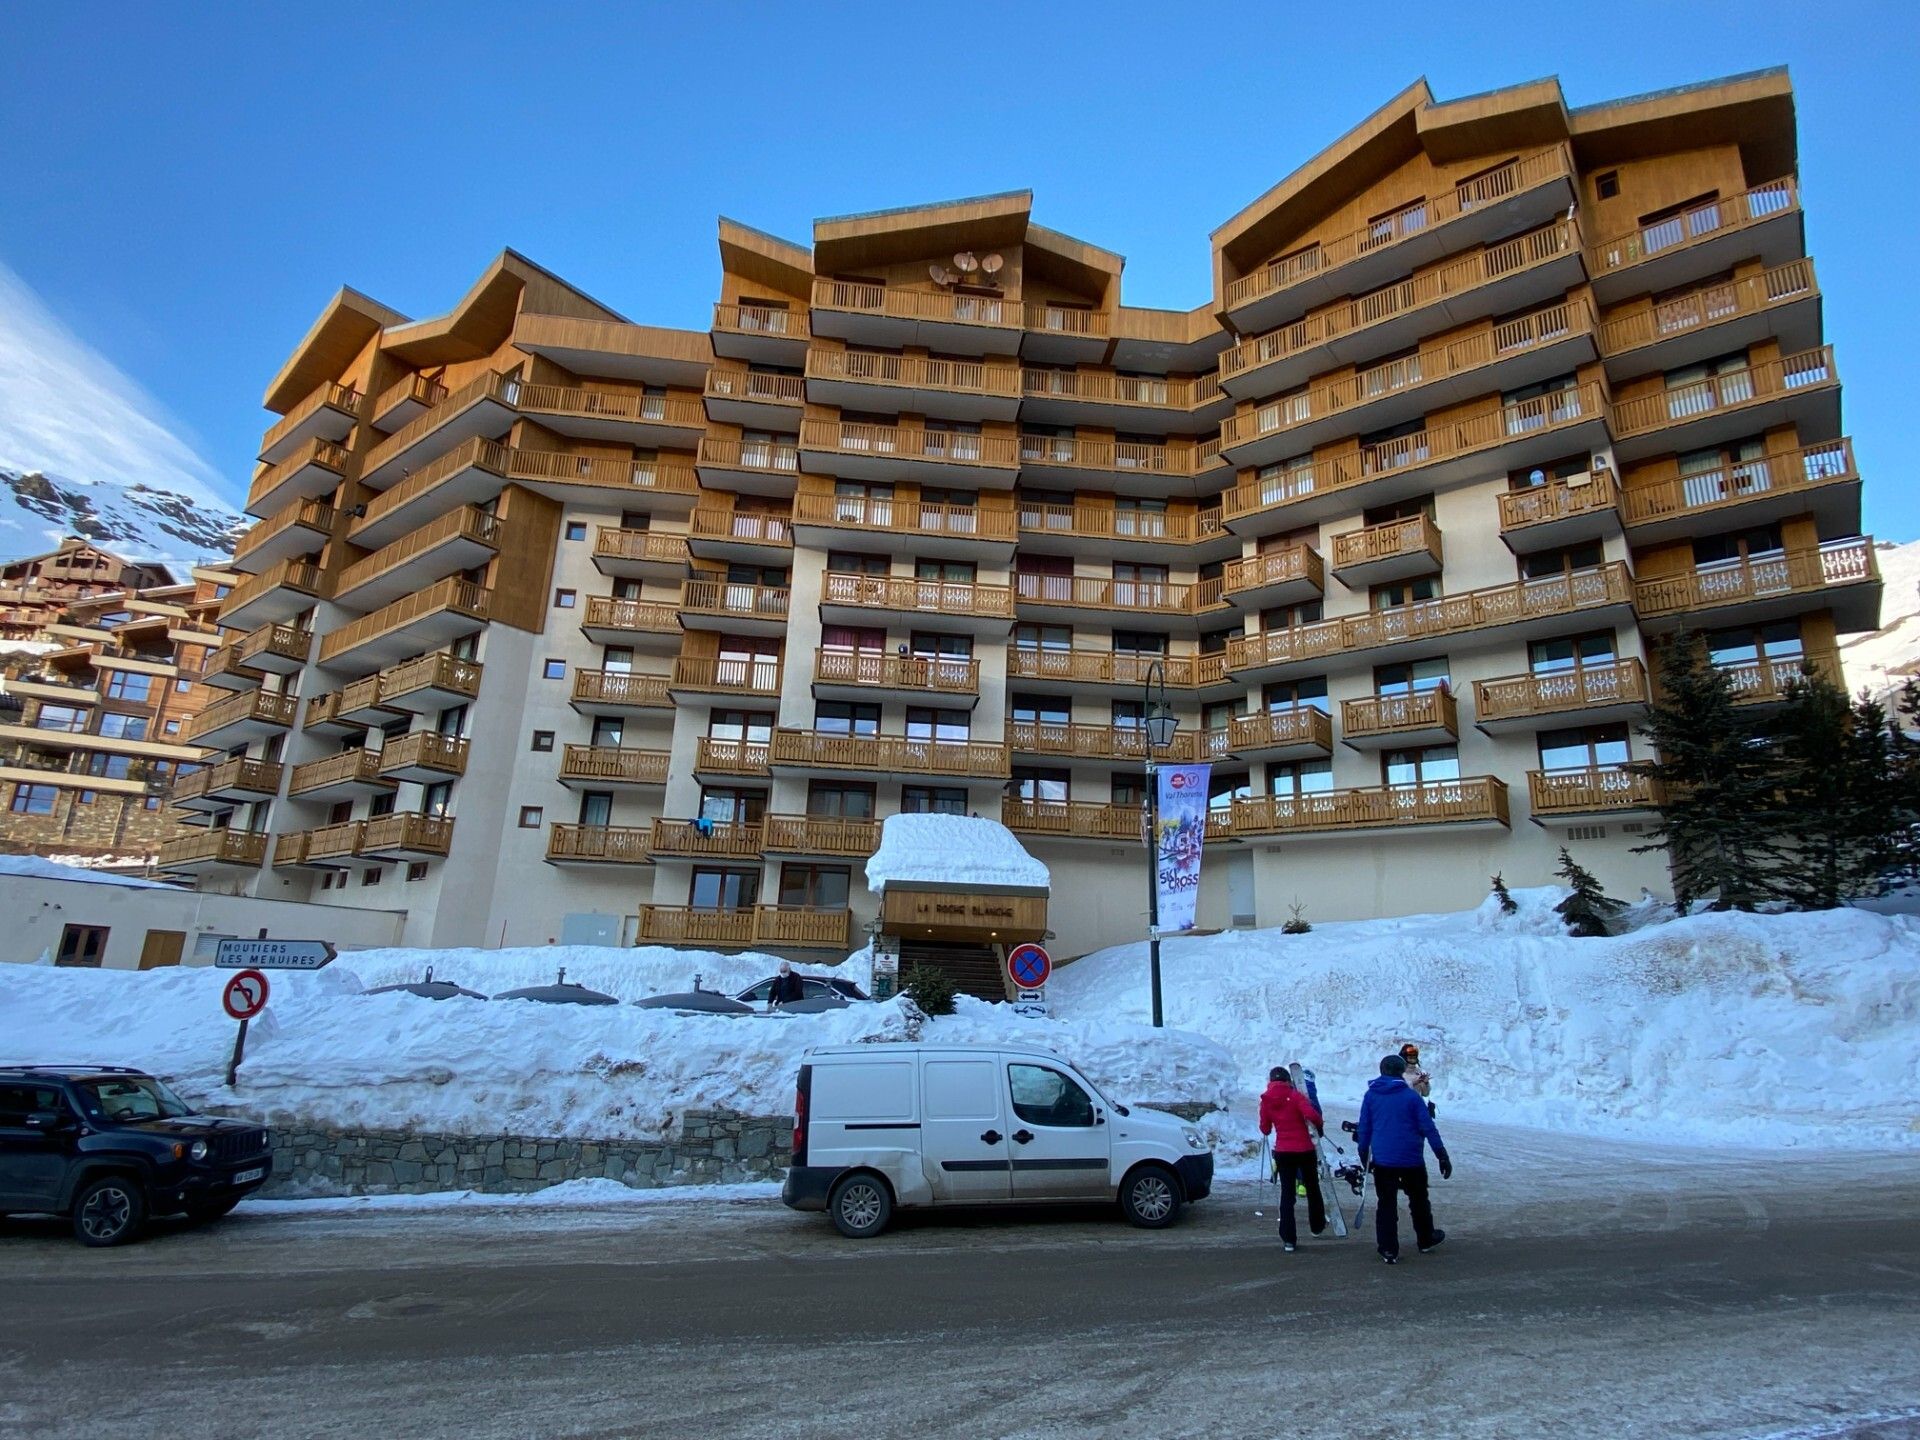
[0,1065,272,1246]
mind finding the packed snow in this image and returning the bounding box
[0,853,170,888]
[1840,537,1920,699]
[864,813,1049,893]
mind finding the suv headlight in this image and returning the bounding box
[1183,1129,1207,1150]
[189,1140,209,1162]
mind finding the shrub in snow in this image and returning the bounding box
[1554,848,1625,937]
[902,963,957,1016]
[1490,872,1519,916]
[1281,899,1311,935]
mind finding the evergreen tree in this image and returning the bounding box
[1490,872,1518,915]
[1281,899,1312,935]
[1554,848,1625,937]
[1635,632,1788,909]
[1769,672,1869,908]
[1887,678,1920,886]
[901,964,956,1016]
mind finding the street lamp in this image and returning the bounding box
[1141,660,1179,1028]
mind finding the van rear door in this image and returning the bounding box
[919,1055,1011,1203]
[1003,1058,1113,1200]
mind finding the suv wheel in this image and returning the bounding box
[73,1175,147,1247]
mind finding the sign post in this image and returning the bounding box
[1007,943,1051,1016]
[221,969,270,1087]
[214,938,337,971]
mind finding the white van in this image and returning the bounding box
[779,1043,1214,1237]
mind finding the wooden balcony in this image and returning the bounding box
[1341,688,1459,749]
[1496,472,1623,554]
[1635,539,1879,633]
[580,595,682,645]
[694,737,771,778]
[590,526,691,580]
[1528,766,1663,821]
[1221,145,1577,333]
[1331,513,1444,587]
[287,747,393,800]
[368,372,446,433]
[647,818,764,860]
[1001,798,1145,842]
[695,434,802,495]
[170,757,283,812]
[679,580,791,636]
[1222,382,1609,533]
[316,578,490,675]
[793,491,1018,557]
[557,744,668,788]
[1588,179,1803,304]
[571,668,672,714]
[687,505,793,562]
[820,572,1015,630]
[1003,647,1232,693]
[332,674,397,726]
[1226,706,1333,760]
[504,446,701,510]
[260,381,361,464]
[799,418,1021,485]
[378,730,470,783]
[545,824,653,866]
[704,365,806,427]
[806,350,1021,423]
[813,649,980,705]
[1611,347,1839,462]
[246,437,352,519]
[1018,368,1213,430]
[1007,720,1202,765]
[669,654,783,699]
[769,729,1009,779]
[231,498,335,574]
[1219,220,1582,399]
[377,652,484,713]
[761,814,881,858]
[1232,776,1510,840]
[1472,658,1651,734]
[295,820,366,865]
[1015,501,1229,562]
[1222,546,1325,610]
[158,828,267,872]
[1015,434,1225,495]
[220,558,329,630]
[637,906,755,947]
[1228,564,1635,679]
[185,689,298,748]
[711,302,809,365]
[357,812,454,859]
[203,625,310,690]
[1718,647,1842,707]
[809,278,1019,354]
[360,371,518,489]
[1013,573,1227,627]
[1619,439,1859,545]
[349,437,510,547]
[335,505,502,610]
[509,383,706,448]
[1599,259,1821,380]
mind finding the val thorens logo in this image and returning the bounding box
[1168,772,1191,789]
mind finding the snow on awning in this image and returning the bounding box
[864,814,1049,895]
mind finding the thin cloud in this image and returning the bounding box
[0,260,234,511]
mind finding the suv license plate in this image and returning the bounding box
[233,1166,265,1184]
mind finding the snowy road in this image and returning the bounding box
[1,1124,1916,1440]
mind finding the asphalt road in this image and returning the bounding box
[2,1130,1917,1440]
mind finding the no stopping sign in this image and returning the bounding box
[222,969,270,1021]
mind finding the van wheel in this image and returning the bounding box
[1120,1165,1182,1229]
[73,1176,147,1247]
[829,1173,892,1238]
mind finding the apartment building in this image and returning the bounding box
[164,68,1879,961]
[2,563,231,861]
[1,538,178,640]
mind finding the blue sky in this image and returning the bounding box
[3,3,1917,535]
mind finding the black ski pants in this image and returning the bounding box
[1273,1149,1325,1244]
[1371,1163,1437,1257]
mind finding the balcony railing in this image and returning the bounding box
[1229,564,1634,672]
[1472,658,1651,725]
[158,829,267,869]
[359,812,454,857]
[793,491,1018,542]
[800,418,1021,470]
[814,650,980,695]
[572,669,672,709]
[1024,303,1110,338]
[288,748,389,796]
[185,689,298,744]
[1016,501,1224,545]
[582,596,682,635]
[1004,648,1221,688]
[1223,146,1574,312]
[769,729,1009,777]
[380,652,483,707]
[706,367,805,406]
[1233,776,1510,836]
[1612,347,1837,440]
[592,527,691,571]
[761,813,881,857]
[1222,546,1325,598]
[1342,688,1459,741]
[1016,435,1218,479]
[1007,721,1203,763]
[1226,706,1333,755]
[1634,539,1876,618]
[1020,369,1203,410]
[510,383,705,433]
[1001,798,1146,841]
[712,302,809,342]
[337,506,502,597]
[1331,513,1444,573]
[1497,472,1621,533]
[299,820,366,863]
[221,558,328,620]
[1619,440,1855,530]
[688,507,792,549]
[546,824,653,864]
[1014,573,1225,617]
[559,745,669,785]
[170,757,283,806]
[360,371,516,480]
[232,499,337,568]
[246,437,352,511]
[1717,648,1842,705]
[379,730,470,778]
[671,655,783,696]
[316,578,491,664]
[259,382,361,460]
[699,435,802,474]
[1599,259,1818,358]
[822,572,1015,620]
[680,580,791,623]
[1588,179,1799,279]
[1529,766,1663,816]
[507,445,701,498]
[648,818,764,859]
[811,279,1018,330]
[808,349,1021,398]
[369,372,447,427]
[695,737,771,775]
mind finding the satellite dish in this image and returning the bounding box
[954,252,978,272]
[981,253,1004,275]
[928,262,947,283]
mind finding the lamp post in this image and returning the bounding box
[1141,660,1180,1028]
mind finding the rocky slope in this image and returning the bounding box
[1,465,246,568]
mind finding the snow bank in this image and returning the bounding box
[1050,887,1920,1147]
[864,813,1048,893]
[335,943,844,1002]
[0,854,169,888]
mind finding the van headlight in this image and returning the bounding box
[1182,1129,1207,1150]
[189,1140,209,1162]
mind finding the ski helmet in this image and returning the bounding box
[1400,1042,1421,1063]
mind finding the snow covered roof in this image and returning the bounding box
[0,855,169,888]
[864,814,1049,895]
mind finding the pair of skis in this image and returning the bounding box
[1285,1063,1357,1238]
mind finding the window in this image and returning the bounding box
[690,867,759,910]
[1010,694,1070,726]
[1008,1064,1095,1127]
[103,672,152,702]
[1508,454,1590,491]
[1530,632,1618,675]
[33,705,87,732]
[590,716,625,747]
[905,707,969,743]
[519,807,544,828]
[1261,600,1324,632]
[565,521,588,542]
[554,589,577,609]
[176,678,193,693]
[0,1083,66,1126]
[1595,170,1620,200]
[700,787,767,824]
[578,791,614,828]
[1665,352,1753,419]
[807,781,876,818]
[11,784,57,815]
[1254,455,1318,506]
[1372,576,1441,610]
[1264,677,1329,713]
[531,731,555,752]
[778,864,851,909]
[1269,758,1333,797]
[1010,767,1070,803]
[407,862,429,882]
[163,719,181,735]
[1112,629,1168,656]
[1677,438,1772,508]
[916,558,976,585]
[543,659,566,680]
[368,792,397,818]
[827,550,890,576]
[1209,771,1252,813]
[1706,621,1804,670]
[56,924,109,968]
[1113,561,1169,608]
[84,754,135,780]
[901,786,967,815]
[1693,524,1782,570]
[1521,542,1606,581]
[709,709,775,744]
[1383,745,1460,787]
[815,701,880,736]
[361,868,382,886]
[1014,623,1072,652]
[1374,657,1451,695]
[1538,724,1631,773]
[143,795,161,810]
[1503,374,1581,433]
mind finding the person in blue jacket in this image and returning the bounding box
[1356,1053,1452,1264]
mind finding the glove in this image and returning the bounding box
[1436,1152,1453,1180]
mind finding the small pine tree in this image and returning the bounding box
[1554,847,1624,937]
[901,963,956,1016]
[1769,672,1864,909]
[1281,899,1311,935]
[1888,677,1920,886]
[1490,872,1518,915]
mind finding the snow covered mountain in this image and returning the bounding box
[1839,538,1920,699]
[0,464,246,569]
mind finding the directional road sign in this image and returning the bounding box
[215,939,337,971]
[222,969,270,1021]
[1007,942,1051,990]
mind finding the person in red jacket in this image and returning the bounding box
[1258,1065,1325,1250]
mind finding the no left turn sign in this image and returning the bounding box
[222,969,270,1021]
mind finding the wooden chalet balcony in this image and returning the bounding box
[232,498,336,572]
[358,812,454,859]
[761,814,881,857]
[246,436,352,516]
[756,906,855,948]
[368,372,447,432]
[360,371,518,488]
[557,744,668,787]
[591,527,692,577]
[1218,221,1580,397]
[1588,180,1801,301]
[1228,564,1635,675]
[508,383,706,446]
[793,491,1018,546]
[1233,776,1511,838]
[1222,546,1325,607]
[1341,688,1459,748]
[1004,647,1220,690]
[1222,382,1608,530]
[1717,647,1842,706]
[809,278,1019,342]
[316,578,491,671]
[185,688,298,746]
[378,730,470,783]
[170,757,283,810]
[220,558,329,629]
[378,652,483,712]
[799,418,1022,478]
[697,435,802,487]
[688,506,792,554]
[814,649,980,698]
[1015,501,1225,549]
[670,654,783,698]
[1331,513,1444,585]
[807,348,1022,406]
[1226,706,1333,759]
[158,829,267,871]
[1007,720,1202,764]
[1013,573,1225,620]
[1528,766,1663,819]
[293,820,366,864]
[1634,540,1877,622]
[769,729,1009,778]
[647,818,764,860]
[706,365,805,409]
[1024,302,1111,340]
[203,624,311,689]
[1619,439,1857,541]
[1015,434,1222,484]
[1611,347,1838,451]
[571,668,672,712]
[1001,798,1145,842]
[545,824,653,865]
[821,572,1015,623]
[506,446,701,504]
[1222,146,1576,327]
[694,737,771,776]
[712,301,810,346]
[1473,658,1651,730]
[581,595,681,641]
[1497,472,1622,550]
[260,381,361,464]
[637,905,853,950]
[1019,367,1207,412]
[335,505,502,609]
[1599,259,1820,371]
[287,748,391,798]
[680,580,790,630]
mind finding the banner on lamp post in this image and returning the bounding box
[1154,763,1211,933]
